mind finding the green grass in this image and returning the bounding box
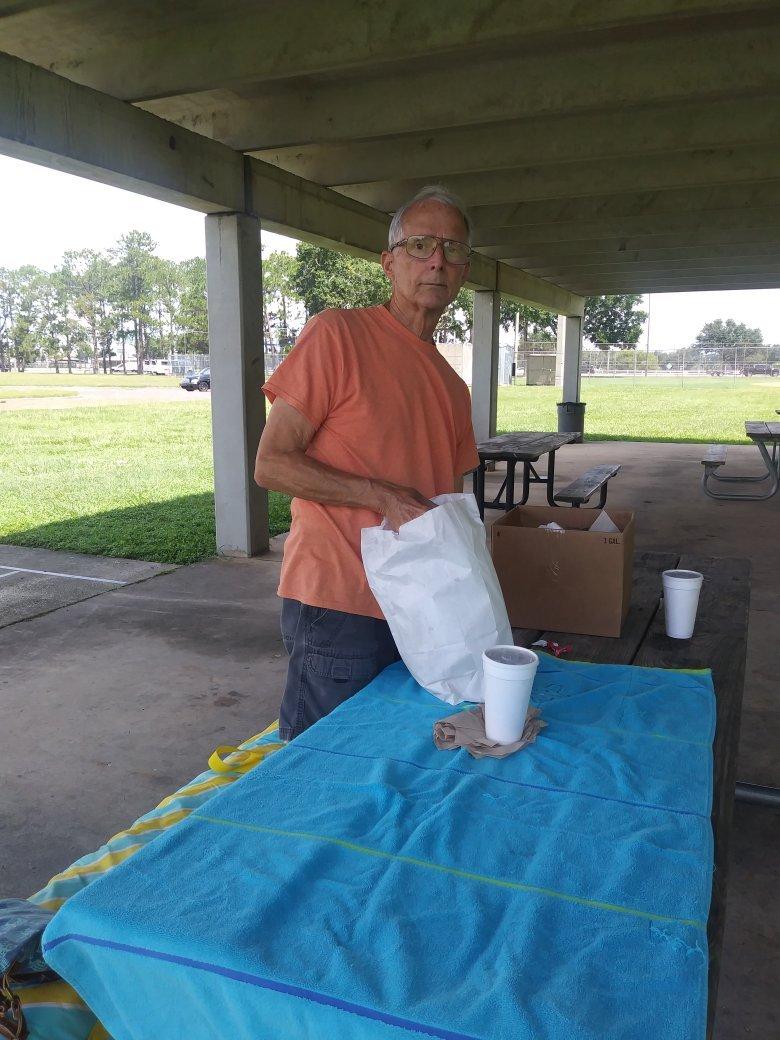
[1,375,778,565]
[498,377,780,443]
[0,372,181,388]
[0,403,291,565]
[0,388,79,399]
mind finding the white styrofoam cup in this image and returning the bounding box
[482,645,539,744]
[662,569,704,639]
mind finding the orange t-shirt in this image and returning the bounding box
[262,305,479,619]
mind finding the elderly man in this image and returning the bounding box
[255,185,479,740]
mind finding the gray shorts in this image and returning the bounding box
[278,598,400,741]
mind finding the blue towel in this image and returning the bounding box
[43,656,715,1040]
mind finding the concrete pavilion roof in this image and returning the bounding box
[2,0,780,298]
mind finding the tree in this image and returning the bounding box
[500,299,557,350]
[437,287,473,342]
[150,256,182,359]
[694,318,763,349]
[111,231,158,373]
[177,257,208,353]
[62,249,117,373]
[584,294,646,347]
[0,268,14,370]
[0,266,42,370]
[693,318,763,367]
[292,243,389,318]
[262,250,301,351]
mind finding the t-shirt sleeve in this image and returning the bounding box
[262,312,345,431]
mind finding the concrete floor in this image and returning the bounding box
[1,439,778,1036]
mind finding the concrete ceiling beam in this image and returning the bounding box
[481,226,780,258]
[469,182,780,236]
[0,49,244,213]
[4,1,773,101]
[501,237,780,268]
[333,144,780,211]
[559,276,780,293]
[525,259,780,280]
[250,96,780,186]
[139,19,780,150]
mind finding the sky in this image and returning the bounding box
[2,153,779,350]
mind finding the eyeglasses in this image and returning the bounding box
[391,235,472,266]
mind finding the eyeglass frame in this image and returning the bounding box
[389,234,473,266]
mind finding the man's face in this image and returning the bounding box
[381,200,471,315]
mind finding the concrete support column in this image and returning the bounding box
[205,212,269,556]
[556,314,583,402]
[471,290,501,442]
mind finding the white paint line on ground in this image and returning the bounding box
[0,565,128,586]
[0,570,21,582]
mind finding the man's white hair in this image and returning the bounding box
[388,185,472,249]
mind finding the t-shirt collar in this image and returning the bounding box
[373,304,438,354]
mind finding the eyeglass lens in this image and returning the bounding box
[405,236,470,264]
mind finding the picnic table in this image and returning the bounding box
[513,549,750,1040]
[40,550,750,1040]
[702,420,780,500]
[472,432,577,518]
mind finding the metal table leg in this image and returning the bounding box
[546,450,559,506]
[473,464,486,520]
[506,460,516,509]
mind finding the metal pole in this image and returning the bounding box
[644,293,651,377]
[514,308,519,385]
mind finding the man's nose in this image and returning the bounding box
[427,243,446,268]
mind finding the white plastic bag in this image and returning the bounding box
[360,493,512,704]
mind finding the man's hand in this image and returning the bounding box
[371,480,435,532]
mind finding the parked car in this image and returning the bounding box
[180,368,211,392]
[741,363,779,377]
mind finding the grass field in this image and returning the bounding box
[1,375,777,564]
[0,403,289,564]
[499,376,780,443]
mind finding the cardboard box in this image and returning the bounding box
[490,505,635,638]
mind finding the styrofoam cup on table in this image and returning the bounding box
[662,569,704,639]
[482,645,539,744]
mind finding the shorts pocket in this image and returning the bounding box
[306,650,378,684]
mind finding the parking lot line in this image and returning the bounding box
[0,565,128,586]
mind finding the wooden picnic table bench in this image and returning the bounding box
[553,463,621,507]
[473,432,621,518]
[513,549,750,1040]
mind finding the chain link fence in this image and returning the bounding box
[170,352,286,378]
[512,343,780,385]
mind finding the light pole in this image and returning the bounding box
[644,294,652,376]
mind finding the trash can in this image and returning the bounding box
[557,401,586,442]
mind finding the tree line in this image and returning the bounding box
[0,232,208,373]
[275,243,648,349]
[13,229,766,374]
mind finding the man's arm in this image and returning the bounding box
[255,398,434,531]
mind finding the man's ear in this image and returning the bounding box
[380,249,394,281]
